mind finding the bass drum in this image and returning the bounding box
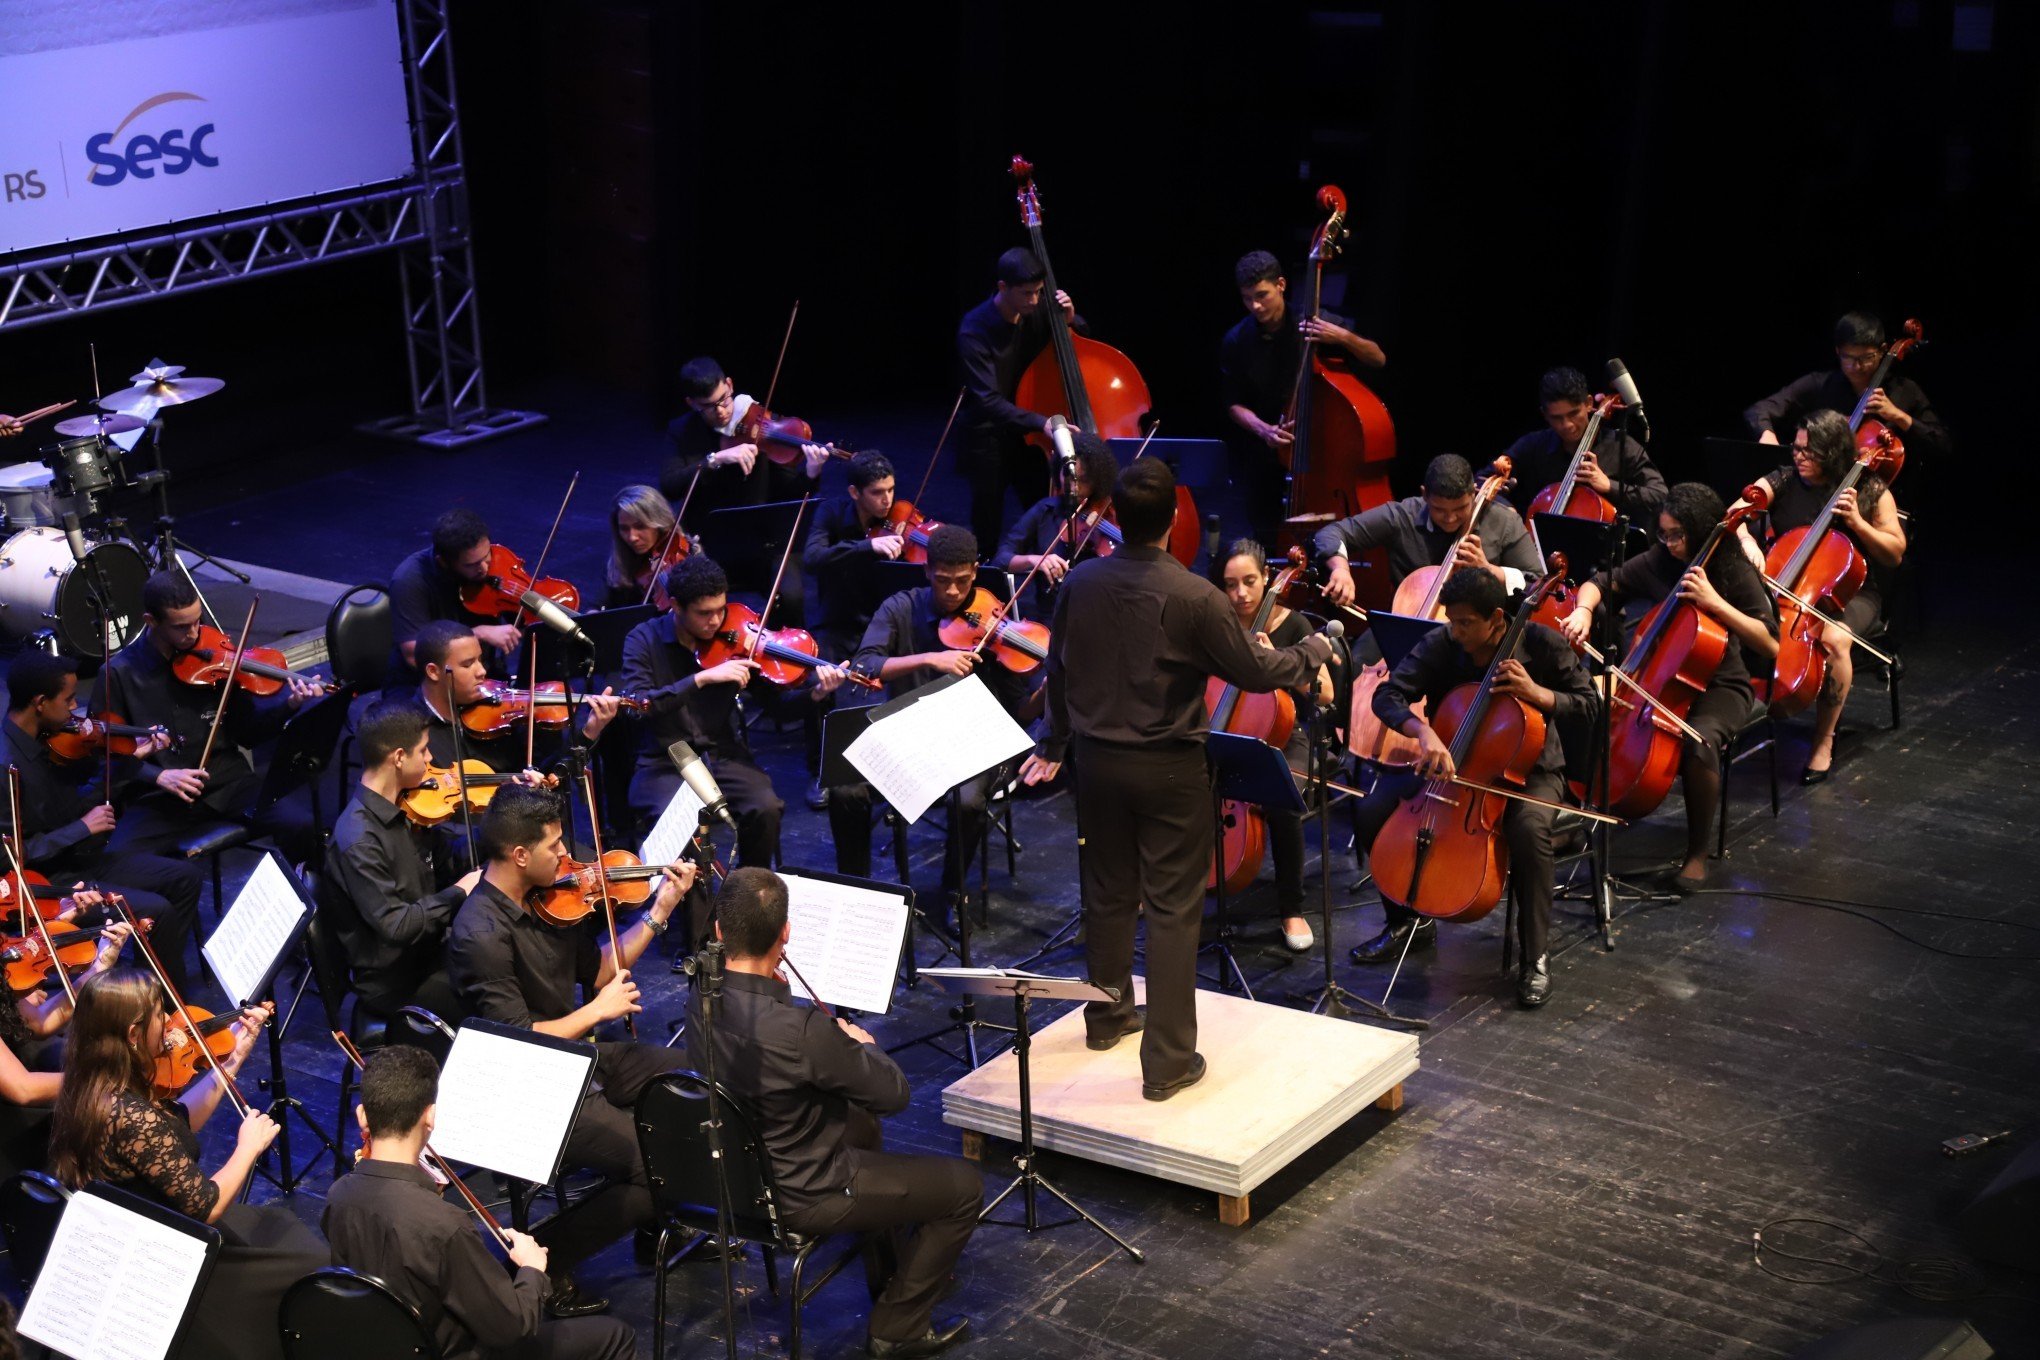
[0,528,149,657]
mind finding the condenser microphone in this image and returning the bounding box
[1203,513,1222,564]
[666,740,737,827]
[1606,358,1651,444]
[61,511,91,564]
[518,590,590,645]
[1045,413,1078,468]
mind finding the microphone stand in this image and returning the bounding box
[680,940,740,1360]
[441,674,481,873]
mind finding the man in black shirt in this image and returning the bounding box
[444,785,695,1316]
[1220,250,1386,545]
[325,1045,635,1360]
[992,431,1118,618]
[3,652,201,993]
[91,570,323,866]
[800,449,905,807]
[317,699,480,1020]
[1500,366,1665,526]
[404,620,622,778]
[1020,461,1335,1100]
[955,247,1080,552]
[1744,310,1950,462]
[388,509,526,685]
[1314,453,1543,608]
[827,526,1031,904]
[691,868,978,1358]
[1345,568,1599,1007]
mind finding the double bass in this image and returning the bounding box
[1281,185,1397,602]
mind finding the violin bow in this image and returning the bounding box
[779,950,834,1020]
[330,1031,514,1252]
[114,892,257,1117]
[519,472,580,631]
[578,767,635,1040]
[5,778,76,1007]
[905,388,967,515]
[762,301,800,412]
[195,595,260,774]
[101,610,116,802]
[752,494,812,644]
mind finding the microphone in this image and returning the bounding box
[1203,513,1222,565]
[61,512,91,564]
[1317,620,1345,642]
[666,740,737,828]
[1045,413,1078,468]
[518,589,590,645]
[1606,358,1651,444]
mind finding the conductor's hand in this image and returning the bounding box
[697,658,759,688]
[921,649,978,678]
[156,766,210,803]
[1322,560,1357,606]
[837,1018,878,1046]
[595,968,642,1021]
[234,1108,281,1157]
[1018,754,1061,786]
[1412,725,1456,781]
[507,1231,549,1275]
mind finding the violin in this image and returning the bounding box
[459,680,650,736]
[696,601,881,690]
[457,542,581,619]
[1368,565,1570,925]
[42,713,175,765]
[871,502,940,564]
[1,920,129,992]
[1280,185,1396,590]
[527,850,685,927]
[937,587,1051,674]
[152,1000,269,1099]
[171,624,340,697]
[1206,549,1306,896]
[1008,156,1153,455]
[730,404,856,468]
[0,861,73,925]
[1524,392,1623,525]
[399,762,559,826]
[1051,490,1202,569]
[1845,317,1925,480]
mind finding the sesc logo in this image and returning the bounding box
[86,92,218,188]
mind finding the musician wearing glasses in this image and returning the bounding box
[1744,310,1950,461]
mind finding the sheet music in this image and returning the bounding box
[641,780,706,868]
[430,1024,595,1185]
[201,853,307,1006]
[780,873,911,1015]
[19,1192,212,1360]
[845,675,1034,823]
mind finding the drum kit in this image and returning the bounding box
[0,358,227,658]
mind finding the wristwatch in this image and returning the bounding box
[644,912,670,936]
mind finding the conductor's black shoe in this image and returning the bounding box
[1349,917,1435,965]
[1086,1011,1145,1051]
[1517,955,1551,1009]
[545,1277,610,1318]
[1142,1053,1208,1102]
[868,1315,972,1358]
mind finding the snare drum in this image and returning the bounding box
[0,527,149,657]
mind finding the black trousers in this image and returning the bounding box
[964,434,1047,555]
[1265,724,1314,921]
[499,1317,637,1360]
[538,1040,692,1279]
[781,1107,982,1344]
[1072,737,1210,1087]
[108,770,324,868]
[1350,764,1566,965]
[827,761,1008,897]
[1683,680,1758,777]
[629,755,782,870]
[51,849,203,994]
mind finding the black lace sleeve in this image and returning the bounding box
[103,1094,218,1221]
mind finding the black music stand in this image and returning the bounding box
[921,969,1144,1263]
[1527,513,1627,589]
[1108,435,1227,488]
[253,688,352,833]
[700,499,810,598]
[1203,731,1307,999]
[1366,612,1445,673]
[1701,437,1785,503]
[542,602,657,684]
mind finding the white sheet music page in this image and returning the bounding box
[19,1191,212,1360]
[201,853,307,1006]
[844,674,1033,822]
[641,780,706,868]
[430,1025,595,1185]
[780,873,910,1015]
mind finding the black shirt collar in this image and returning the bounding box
[358,784,404,827]
[722,969,792,1003]
[351,1158,439,1190]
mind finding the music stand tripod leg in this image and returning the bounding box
[253,963,341,1193]
[1199,777,1254,1000]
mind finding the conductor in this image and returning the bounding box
[1020,460,1335,1100]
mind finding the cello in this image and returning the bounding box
[1844,317,1926,479]
[1205,549,1306,895]
[1523,392,1623,525]
[1280,185,1397,601]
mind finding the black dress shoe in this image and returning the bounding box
[634,1228,742,1267]
[546,1277,610,1318]
[1667,865,1709,897]
[1142,1053,1207,1102]
[1349,917,1436,965]
[1086,1010,1145,1051]
[1517,955,1551,1009]
[868,1315,972,1358]
[1799,763,1832,786]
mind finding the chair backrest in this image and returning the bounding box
[387,1006,457,1067]
[326,584,393,693]
[279,1266,442,1360]
[0,1170,71,1287]
[301,910,354,1032]
[635,1070,783,1243]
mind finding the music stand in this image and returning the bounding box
[1204,731,1307,999]
[1107,435,1227,489]
[1362,612,1444,674]
[253,688,352,831]
[700,499,810,595]
[821,707,916,937]
[1701,437,1785,503]
[920,969,1144,1263]
[1528,513,1627,586]
[576,603,659,678]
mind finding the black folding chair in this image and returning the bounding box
[0,1169,69,1289]
[279,1266,443,1360]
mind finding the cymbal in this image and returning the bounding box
[98,374,225,416]
[54,412,145,438]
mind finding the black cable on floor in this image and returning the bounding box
[1685,888,2040,961]
[1751,1215,2025,1305]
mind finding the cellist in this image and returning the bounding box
[1556,484,1778,892]
[955,247,1081,550]
[1501,367,1666,526]
[1731,410,1905,784]
[1314,453,1542,610]
[1744,311,1951,461]
[1346,567,1598,1007]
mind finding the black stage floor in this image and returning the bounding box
[10,391,2037,1359]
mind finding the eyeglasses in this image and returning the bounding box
[1656,528,1688,546]
[1835,350,1883,371]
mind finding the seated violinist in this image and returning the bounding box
[801,450,906,808]
[444,785,696,1318]
[1500,366,1665,526]
[827,526,1034,912]
[390,509,526,684]
[317,699,482,1021]
[1558,484,1778,893]
[604,484,685,610]
[658,356,831,515]
[993,430,1120,616]
[90,571,324,867]
[1345,567,1598,1008]
[407,620,624,777]
[0,892,134,1072]
[5,651,202,993]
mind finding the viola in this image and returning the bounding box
[457,542,581,620]
[697,601,882,690]
[937,587,1052,674]
[1844,318,1925,480]
[42,713,175,765]
[171,624,340,697]
[400,762,559,826]
[1524,392,1623,526]
[1368,566,1570,925]
[528,850,686,927]
[1205,549,1306,896]
[731,404,857,468]
[1348,460,1516,769]
[151,1001,267,1099]
[1008,157,1154,455]
[1280,185,1396,594]
[460,680,651,736]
